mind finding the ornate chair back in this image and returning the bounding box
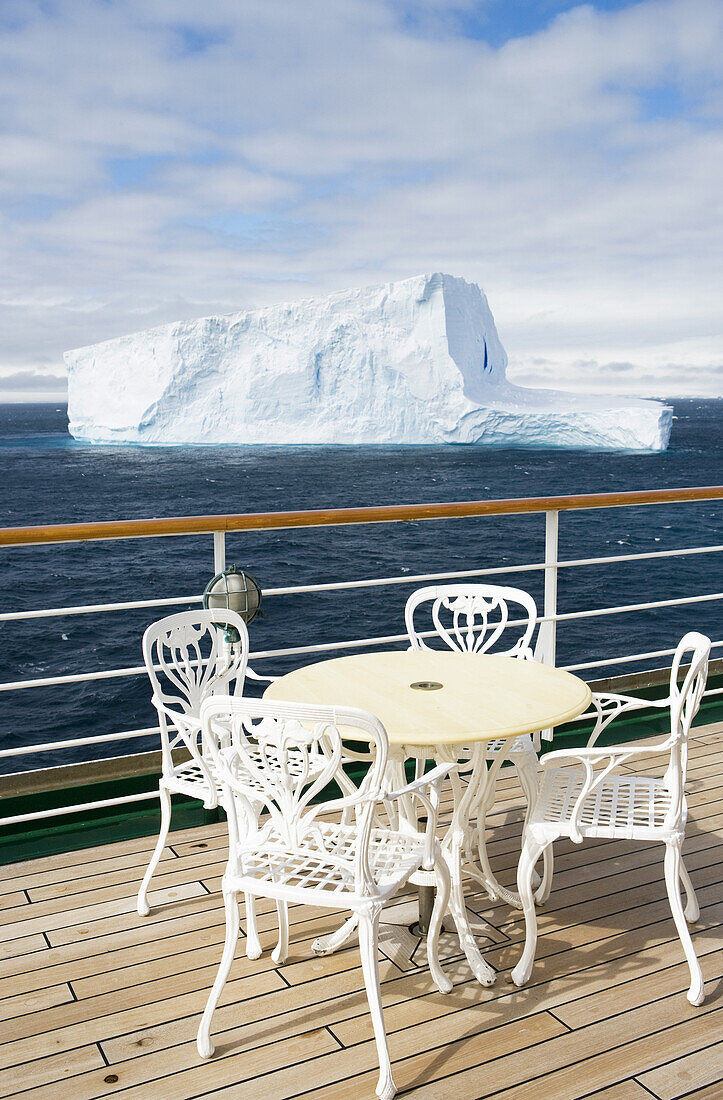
[664,631,710,829]
[143,609,249,782]
[405,583,538,659]
[201,697,389,899]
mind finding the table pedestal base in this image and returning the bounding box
[410,882,435,937]
[374,897,503,977]
[409,883,456,937]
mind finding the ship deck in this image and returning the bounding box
[1,726,722,1100]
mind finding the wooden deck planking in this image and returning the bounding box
[581,1085,654,1100]
[638,1040,723,1100]
[0,729,720,1099]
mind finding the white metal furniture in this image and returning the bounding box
[4,490,721,839]
[137,609,270,954]
[265,649,591,986]
[511,631,711,1005]
[405,584,550,898]
[197,696,453,1100]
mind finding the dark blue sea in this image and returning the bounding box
[1,401,721,774]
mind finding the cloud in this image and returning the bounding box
[0,0,720,397]
[0,370,66,391]
[507,347,723,395]
[0,369,67,402]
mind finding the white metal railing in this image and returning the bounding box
[1,490,721,828]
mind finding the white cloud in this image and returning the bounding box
[0,0,721,397]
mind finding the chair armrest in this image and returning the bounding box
[380,762,456,869]
[245,667,278,683]
[540,737,671,770]
[381,761,455,802]
[324,762,454,819]
[586,690,669,747]
[153,696,200,738]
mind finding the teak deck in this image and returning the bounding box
[0,727,721,1100]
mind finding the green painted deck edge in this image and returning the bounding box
[1,677,720,867]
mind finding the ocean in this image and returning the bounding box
[1,400,721,774]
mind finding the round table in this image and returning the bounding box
[265,650,591,984]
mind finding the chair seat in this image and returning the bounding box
[232,823,424,902]
[452,733,536,760]
[164,744,324,805]
[530,766,676,841]
[486,734,536,757]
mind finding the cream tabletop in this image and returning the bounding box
[264,650,591,748]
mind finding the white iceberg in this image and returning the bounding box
[65,273,671,450]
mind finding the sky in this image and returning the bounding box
[0,0,721,402]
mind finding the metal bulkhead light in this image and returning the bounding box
[203,565,262,644]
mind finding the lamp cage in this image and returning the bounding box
[203,566,262,640]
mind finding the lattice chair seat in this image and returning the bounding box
[196,697,455,1100]
[169,740,317,806]
[236,824,426,900]
[485,734,537,757]
[452,734,537,759]
[535,767,675,842]
[511,631,711,1007]
[169,758,221,802]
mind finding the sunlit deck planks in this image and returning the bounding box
[0,726,721,1100]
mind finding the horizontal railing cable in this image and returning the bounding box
[565,639,723,672]
[0,595,203,623]
[1,543,721,623]
[2,591,721,693]
[0,791,159,828]
[0,726,161,759]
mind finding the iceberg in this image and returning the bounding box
[65,273,671,450]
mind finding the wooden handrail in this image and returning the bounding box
[1,486,721,547]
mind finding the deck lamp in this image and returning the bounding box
[203,565,262,644]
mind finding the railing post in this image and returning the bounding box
[534,509,559,746]
[536,509,559,667]
[213,531,226,575]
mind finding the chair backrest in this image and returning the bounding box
[669,631,710,742]
[201,696,389,898]
[143,609,250,771]
[664,631,710,825]
[405,584,538,658]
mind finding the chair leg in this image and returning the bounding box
[272,900,289,965]
[515,752,544,894]
[426,852,453,994]
[197,889,241,1058]
[511,838,546,988]
[312,912,359,956]
[537,845,554,905]
[359,908,396,1100]
[137,785,172,917]
[679,856,700,923]
[244,893,262,959]
[664,842,705,1006]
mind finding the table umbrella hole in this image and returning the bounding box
[410,681,443,691]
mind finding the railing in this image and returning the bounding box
[1,486,722,827]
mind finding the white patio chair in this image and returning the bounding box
[137,609,277,961]
[511,631,711,1005]
[405,583,550,902]
[197,696,453,1100]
